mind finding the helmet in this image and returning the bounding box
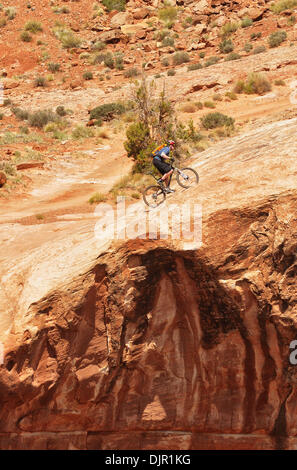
[168,140,176,147]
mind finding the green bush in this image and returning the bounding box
[56,106,67,116]
[34,76,47,87]
[241,17,253,28]
[124,121,150,159]
[275,79,286,86]
[102,0,126,12]
[28,110,58,128]
[162,36,174,47]
[205,56,220,67]
[89,102,126,121]
[104,53,115,69]
[91,40,106,51]
[243,42,253,53]
[25,20,43,33]
[187,63,202,71]
[219,39,234,53]
[83,71,93,80]
[72,125,94,140]
[172,51,190,65]
[5,7,16,20]
[167,69,176,76]
[20,31,32,42]
[233,73,271,95]
[225,52,241,61]
[123,68,139,78]
[250,32,262,40]
[225,91,237,100]
[270,0,297,14]
[268,30,287,48]
[161,57,169,66]
[11,107,30,120]
[89,192,107,204]
[253,45,266,54]
[201,112,234,129]
[221,21,238,37]
[47,62,60,72]
[158,6,177,23]
[288,15,296,25]
[204,101,216,109]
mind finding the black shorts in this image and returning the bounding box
[153,158,172,175]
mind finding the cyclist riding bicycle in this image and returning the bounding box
[152,140,176,194]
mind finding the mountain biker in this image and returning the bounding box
[152,140,176,194]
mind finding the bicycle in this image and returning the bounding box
[142,159,199,208]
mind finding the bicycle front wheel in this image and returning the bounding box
[143,185,166,208]
[176,168,199,189]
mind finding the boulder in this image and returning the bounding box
[0,171,7,187]
[110,12,130,26]
[133,8,149,20]
[99,29,124,43]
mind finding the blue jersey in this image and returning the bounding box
[154,146,170,161]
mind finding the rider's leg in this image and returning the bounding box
[162,169,173,186]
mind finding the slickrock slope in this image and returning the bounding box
[0,116,297,450]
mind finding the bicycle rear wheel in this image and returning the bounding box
[176,168,199,189]
[143,185,166,208]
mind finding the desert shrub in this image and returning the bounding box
[34,76,47,87]
[47,62,60,72]
[53,26,82,49]
[243,42,253,52]
[91,53,106,65]
[154,29,170,41]
[195,102,204,110]
[123,68,139,78]
[241,17,253,28]
[72,125,94,139]
[104,53,115,69]
[124,121,150,159]
[89,192,107,204]
[180,103,197,113]
[56,105,67,116]
[199,52,205,58]
[102,0,126,12]
[250,32,262,40]
[3,98,12,106]
[204,101,216,109]
[83,71,93,80]
[225,91,237,100]
[5,7,16,20]
[20,31,32,42]
[205,56,220,67]
[24,20,43,33]
[158,6,177,23]
[187,63,202,71]
[219,39,234,53]
[233,73,271,95]
[11,107,30,120]
[167,69,175,76]
[161,57,169,66]
[91,40,106,51]
[288,15,296,25]
[89,102,126,121]
[28,109,58,128]
[275,79,286,86]
[201,112,234,129]
[268,30,287,48]
[115,54,124,70]
[162,36,174,47]
[221,21,238,37]
[270,0,297,14]
[225,52,241,61]
[172,51,190,65]
[253,45,266,54]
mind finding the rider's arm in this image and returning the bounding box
[160,151,171,160]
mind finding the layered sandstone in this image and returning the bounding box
[0,117,297,450]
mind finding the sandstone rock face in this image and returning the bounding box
[1,118,297,450]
